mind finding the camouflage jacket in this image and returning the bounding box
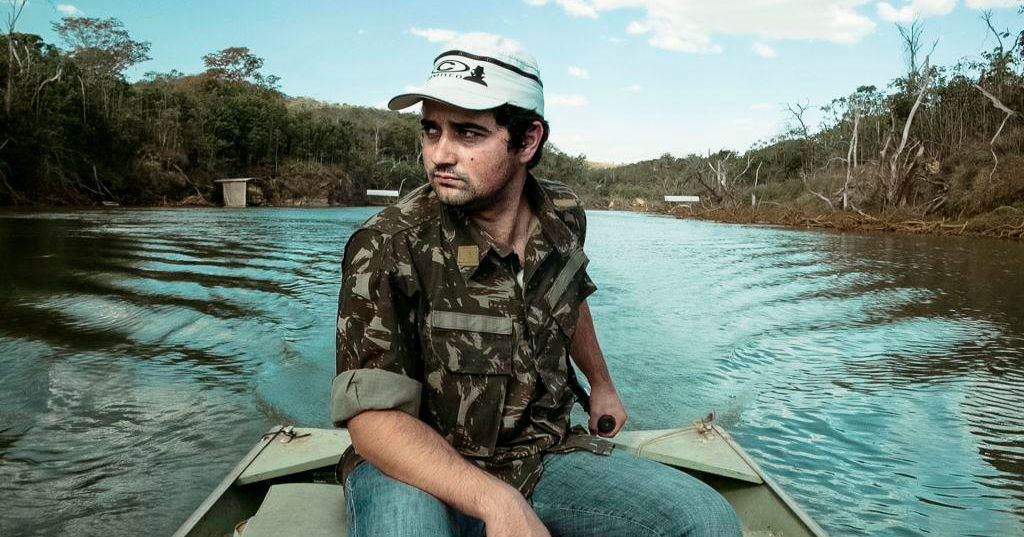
[330,174,611,496]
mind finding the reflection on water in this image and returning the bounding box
[0,208,374,536]
[1,208,1022,536]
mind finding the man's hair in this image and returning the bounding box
[491,104,550,169]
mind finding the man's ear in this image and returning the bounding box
[517,120,545,165]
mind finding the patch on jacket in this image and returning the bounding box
[553,198,580,209]
[457,245,479,267]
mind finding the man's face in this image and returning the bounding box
[420,100,520,212]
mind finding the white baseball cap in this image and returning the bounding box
[388,32,545,117]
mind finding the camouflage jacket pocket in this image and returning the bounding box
[426,310,512,457]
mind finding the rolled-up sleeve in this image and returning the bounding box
[331,229,421,427]
[575,207,598,300]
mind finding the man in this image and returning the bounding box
[331,33,741,537]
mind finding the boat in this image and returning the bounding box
[172,424,829,537]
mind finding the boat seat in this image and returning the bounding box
[239,483,347,537]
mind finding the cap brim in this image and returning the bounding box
[387,89,508,112]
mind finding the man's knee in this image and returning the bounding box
[596,450,742,537]
[537,450,742,537]
[344,462,456,537]
[635,460,742,537]
[675,489,742,537]
[632,470,741,537]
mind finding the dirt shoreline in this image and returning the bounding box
[578,199,1024,241]
[5,199,1023,241]
[666,204,1024,241]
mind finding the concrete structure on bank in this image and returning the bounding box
[215,178,255,207]
[366,189,400,205]
[664,195,700,203]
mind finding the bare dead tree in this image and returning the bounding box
[784,100,811,137]
[843,111,860,209]
[751,161,763,207]
[801,170,834,209]
[898,19,924,80]
[979,9,1022,88]
[880,58,933,207]
[4,0,28,116]
[982,10,1005,54]
[172,163,207,204]
[705,151,752,204]
[373,121,381,158]
[706,151,730,193]
[31,63,63,108]
[693,166,722,203]
[973,83,1018,181]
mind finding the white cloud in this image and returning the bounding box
[601,35,627,43]
[753,42,777,58]
[626,21,649,34]
[558,0,599,18]
[965,0,1022,7]
[526,1,878,53]
[525,0,600,17]
[404,85,424,93]
[410,27,460,43]
[876,0,955,22]
[56,3,81,15]
[750,102,774,111]
[568,66,590,78]
[548,93,588,106]
[625,83,643,92]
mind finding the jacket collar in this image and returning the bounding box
[439,174,576,282]
[524,174,576,256]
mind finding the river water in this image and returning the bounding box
[0,208,1022,536]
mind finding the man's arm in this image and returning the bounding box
[348,410,549,536]
[569,299,628,436]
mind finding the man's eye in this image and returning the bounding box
[422,127,440,137]
[460,130,481,139]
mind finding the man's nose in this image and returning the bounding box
[430,133,457,167]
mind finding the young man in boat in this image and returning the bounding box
[331,33,741,537]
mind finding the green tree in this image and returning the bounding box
[202,46,279,89]
[52,17,151,79]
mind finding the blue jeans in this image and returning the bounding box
[344,448,743,537]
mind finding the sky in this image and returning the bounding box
[15,0,1024,164]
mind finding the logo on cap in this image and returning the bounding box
[464,66,487,86]
[431,60,488,86]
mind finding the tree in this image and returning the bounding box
[53,16,151,119]
[202,47,279,89]
[53,17,151,79]
[4,0,27,116]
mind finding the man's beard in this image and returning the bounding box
[428,166,516,214]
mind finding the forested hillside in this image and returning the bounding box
[0,14,426,206]
[2,8,1023,239]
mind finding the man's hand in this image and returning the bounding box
[480,485,551,537]
[587,381,627,437]
[349,410,541,532]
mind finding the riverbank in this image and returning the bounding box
[6,195,1024,240]
[668,203,1024,240]
[579,196,1024,240]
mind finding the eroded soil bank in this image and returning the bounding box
[667,204,1024,240]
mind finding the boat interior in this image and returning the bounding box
[172,425,828,537]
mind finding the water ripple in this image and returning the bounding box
[2,208,1023,536]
